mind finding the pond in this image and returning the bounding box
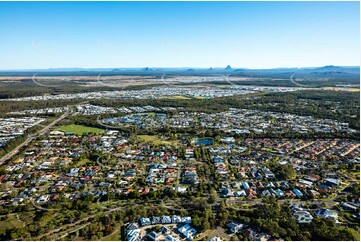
[196,138,214,146]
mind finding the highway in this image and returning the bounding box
[0,111,70,165]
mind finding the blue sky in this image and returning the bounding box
[0,1,359,69]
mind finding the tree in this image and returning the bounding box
[203,219,211,230]
[192,216,202,228]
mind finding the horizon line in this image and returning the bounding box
[0,65,360,72]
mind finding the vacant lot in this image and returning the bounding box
[137,135,179,146]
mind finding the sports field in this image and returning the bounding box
[58,124,105,135]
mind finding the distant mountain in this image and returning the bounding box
[0,66,358,81]
[142,67,153,72]
[225,65,232,71]
[308,65,360,75]
[234,69,246,72]
[48,68,86,71]
[313,65,344,72]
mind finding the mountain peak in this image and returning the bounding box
[225,65,232,70]
[142,67,153,71]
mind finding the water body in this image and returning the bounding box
[196,138,214,146]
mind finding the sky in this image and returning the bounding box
[0,1,359,69]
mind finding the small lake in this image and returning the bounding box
[196,138,214,146]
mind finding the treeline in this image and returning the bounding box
[0,136,26,159]
[232,90,360,129]
[204,79,334,88]
[0,99,79,117]
[265,90,360,102]
[0,79,164,100]
[0,117,55,159]
[0,80,118,99]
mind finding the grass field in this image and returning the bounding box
[137,135,179,146]
[145,112,155,116]
[261,147,279,153]
[161,95,192,100]
[101,229,121,241]
[321,87,360,92]
[196,227,231,241]
[75,158,91,166]
[58,124,105,135]
[0,214,24,230]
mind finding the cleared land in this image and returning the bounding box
[137,135,179,146]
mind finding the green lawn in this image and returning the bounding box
[261,147,279,153]
[57,124,105,135]
[75,158,91,166]
[145,112,156,117]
